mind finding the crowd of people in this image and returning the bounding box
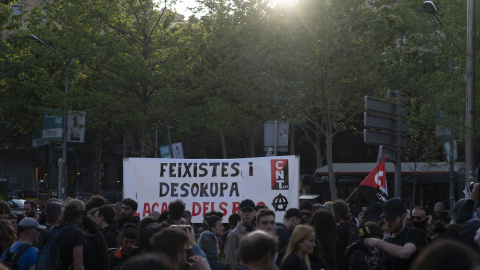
[2,184,480,270]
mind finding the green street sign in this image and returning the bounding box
[160,145,171,158]
[42,109,63,141]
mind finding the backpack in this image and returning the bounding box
[1,243,32,270]
[35,224,74,270]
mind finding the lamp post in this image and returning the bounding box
[423,1,455,213]
[465,0,476,186]
[28,34,76,199]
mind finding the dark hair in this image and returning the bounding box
[118,224,139,246]
[202,215,221,231]
[205,210,223,218]
[24,200,37,209]
[139,216,159,231]
[332,199,351,221]
[229,213,240,227]
[0,201,11,215]
[60,202,85,224]
[150,228,188,259]
[311,210,337,257]
[119,252,170,270]
[121,198,138,212]
[82,215,109,270]
[299,200,313,211]
[168,200,185,221]
[256,209,275,223]
[97,205,115,225]
[158,211,169,223]
[44,202,63,225]
[357,222,383,241]
[8,213,17,220]
[85,195,108,212]
[238,231,278,263]
[411,239,480,270]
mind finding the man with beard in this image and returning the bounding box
[114,198,140,230]
[364,198,425,270]
[24,201,39,220]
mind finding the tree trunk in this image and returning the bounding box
[219,127,227,159]
[94,131,102,195]
[315,126,323,168]
[326,133,337,201]
[290,124,296,155]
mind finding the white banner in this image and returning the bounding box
[123,156,300,223]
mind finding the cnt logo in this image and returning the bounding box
[271,159,289,190]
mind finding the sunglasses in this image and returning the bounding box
[410,216,423,220]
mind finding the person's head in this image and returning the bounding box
[118,224,139,255]
[119,252,170,270]
[182,210,192,225]
[168,199,186,222]
[299,200,313,222]
[228,213,240,229]
[24,200,37,218]
[203,214,224,236]
[332,199,351,223]
[357,222,384,241]
[0,219,17,248]
[284,225,316,265]
[150,228,189,270]
[411,207,427,229]
[255,204,268,212]
[237,230,278,270]
[61,199,86,226]
[283,208,306,231]
[85,195,108,213]
[139,216,160,231]
[8,213,17,232]
[17,217,45,242]
[379,219,389,237]
[113,202,122,218]
[44,201,64,225]
[0,201,11,219]
[94,204,115,227]
[239,199,256,225]
[434,202,445,216]
[410,239,480,270]
[256,209,276,234]
[381,198,407,235]
[121,198,138,221]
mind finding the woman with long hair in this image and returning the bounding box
[197,215,229,270]
[81,215,110,270]
[311,210,337,270]
[281,225,317,270]
[0,219,17,255]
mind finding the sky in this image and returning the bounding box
[170,0,199,17]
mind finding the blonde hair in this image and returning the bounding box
[283,225,315,270]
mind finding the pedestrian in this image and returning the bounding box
[431,202,450,224]
[85,195,109,213]
[234,230,278,270]
[198,214,229,270]
[275,208,306,261]
[281,225,317,270]
[118,253,170,270]
[311,210,337,270]
[165,199,186,225]
[363,198,425,270]
[93,204,119,249]
[255,209,276,234]
[345,222,386,270]
[224,199,256,266]
[109,224,139,270]
[0,217,45,270]
[0,219,17,255]
[299,200,314,224]
[8,213,18,235]
[0,201,11,219]
[23,201,39,221]
[81,215,109,270]
[113,198,140,230]
[332,199,357,270]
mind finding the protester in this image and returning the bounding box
[24,201,39,220]
[275,208,306,256]
[8,213,18,235]
[224,199,256,266]
[234,230,278,270]
[150,227,210,270]
[94,204,119,249]
[281,225,317,270]
[138,216,159,231]
[364,198,425,270]
[345,222,386,270]
[410,207,430,233]
[81,215,109,270]
[0,201,11,219]
[332,199,357,270]
[166,199,186,225]
[299,200,314,224]
[109,224,139,269]
[410,239,480,270]
[0,219,17,255]
[311,210,337,270]
[114,198,140,229]
[198,215,229,270]
[0,217,45,270]
[85,195,109,213]
[118,253,170,270]
[113,202,122,219]
[255,209,275,234]
[431,202,451,224]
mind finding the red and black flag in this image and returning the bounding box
[357,157,388,202]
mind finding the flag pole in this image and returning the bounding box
[346,188,358,202]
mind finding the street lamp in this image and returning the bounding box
[423,1,444,26]
[28,34,76,199]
